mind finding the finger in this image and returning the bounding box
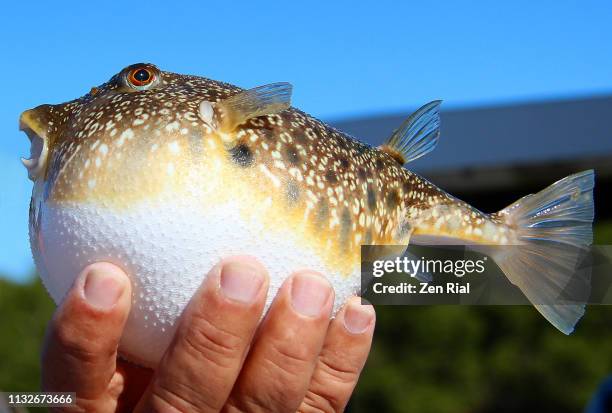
[41,262,131,407]
[226,271,334,413]
[137,256,269,413]
[112,360,154,413]
[299,296,375,412]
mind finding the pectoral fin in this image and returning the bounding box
[215,82,293,133]
[379,100,442,165]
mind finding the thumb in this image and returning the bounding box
[41,262,132,404]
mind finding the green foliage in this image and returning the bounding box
[0,278,54,413]
[0,277,54,393]
[1,221,611,412]
[352,305,612,413]
[595,220,612,245]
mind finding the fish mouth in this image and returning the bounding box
[19,109,49,181]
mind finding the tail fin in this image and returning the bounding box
[493,170,595,334]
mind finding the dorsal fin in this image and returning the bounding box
[215,82,293,133]
[378,100,442,165]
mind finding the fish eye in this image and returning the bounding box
[126,66,156,89]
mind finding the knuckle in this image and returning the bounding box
[224,339,320,412]
[47,315,111,364]
[269,339,313,372]
[225,396,272,413]
[152,379,217,413]
[228,391,298,413]
[317,355,361,386]
[180,312,244,369]
[297,356,363,413]
[258,341,313,388]
[245,342,314,404]
[300,392,338,413]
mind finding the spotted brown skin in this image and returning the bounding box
[22,63,512,275]
[22,65,598,343]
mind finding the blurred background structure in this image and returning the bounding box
[1,1,611,412]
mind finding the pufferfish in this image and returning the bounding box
[20,63,594,367]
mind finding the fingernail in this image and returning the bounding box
[290,272,332,317]
[220,261,265,303]
[83,264,126,310]
[343,298,375,334]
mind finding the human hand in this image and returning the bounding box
[41,257,376,412]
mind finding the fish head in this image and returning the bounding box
[19,63,239,206]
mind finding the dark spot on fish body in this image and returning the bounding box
[402,181,412,196]
[286,180,300,204]
[387,190,400,209]
[339,157,350,169]
[230,143,253,167]
[325,170,338,184]
[375,158,385,170]
[294,131,308,145]
[357,167,367,181]
[285,145,300,165]
[367,187,377,211]
[315,199,329,227]
[340,207,352,250]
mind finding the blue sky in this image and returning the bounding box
[1,1,611,281]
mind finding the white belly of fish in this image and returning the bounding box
[32,199,360,367]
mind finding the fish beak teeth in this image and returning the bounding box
[21,157,37,169]
[19,117,49,181]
